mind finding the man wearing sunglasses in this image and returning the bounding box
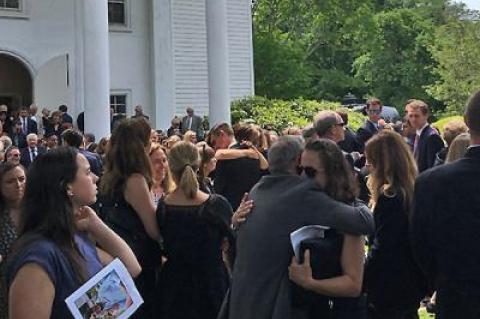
[357,98,383,152]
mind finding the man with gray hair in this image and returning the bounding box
[225,136,374,319]
[20,133,45,168]
[313,110,346,143]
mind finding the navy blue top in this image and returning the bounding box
[7,233,103,319]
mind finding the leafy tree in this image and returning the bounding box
[353,8,437,109]
[426,19,480,115]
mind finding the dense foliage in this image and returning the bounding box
[231,96,366,132]
[252,0,480,116]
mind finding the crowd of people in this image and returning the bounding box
[0,90,479,319]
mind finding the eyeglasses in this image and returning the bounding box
[367,109,382,115]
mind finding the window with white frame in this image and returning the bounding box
[108,0,126,25]
[0,0,20,10]
[110,94,127,115]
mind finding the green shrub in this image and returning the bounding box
[432,115,464,134]
[231,96,366,132]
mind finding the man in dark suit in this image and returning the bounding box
[337,110,361,154]
[356,98,383,152]
[226,136,374,319]
[20,133,46,168]
[411,90,480,318]
[181,107,204,140]
[9,120,27,149]
[84,133,97,153]
[209,123,262,210]
[18,107,37,135]
[59,104,73,125]
[406,99,444,172]
[61,129,103,177]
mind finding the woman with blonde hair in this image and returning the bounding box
[364,130,426,319]
[445,133,470,164]
[156,141,235,318]
[149,143,174,204]
[183,130,197,144]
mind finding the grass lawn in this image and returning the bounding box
[419,307,434,318]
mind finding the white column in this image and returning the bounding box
[206,0,231,127]
[151,0,175,130]
[82,0,110,139]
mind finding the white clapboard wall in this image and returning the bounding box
[227,0,254,100]
[171,0,210,116]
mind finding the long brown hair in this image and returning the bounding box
[305,139,358,204]
[101,118,153,197]
[365,130,417,214]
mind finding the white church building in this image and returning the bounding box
[0,0,254,138]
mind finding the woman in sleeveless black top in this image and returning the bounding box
[100,118,163,319]
[157,142,234,319]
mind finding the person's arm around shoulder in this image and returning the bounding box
[124,173,161,242]
[9,263,54,319]
[289,234,365,297]
[76,206,141,277]
[215,149,258,161]
[308,192,374,236]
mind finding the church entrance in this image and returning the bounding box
[0,53,33,112]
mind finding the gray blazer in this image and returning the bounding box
[181,115,203,137]
[226,175,374,319]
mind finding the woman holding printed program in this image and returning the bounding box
[6,147,140,319]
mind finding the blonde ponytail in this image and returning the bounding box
[168,142,201,198]
[179,165,199,198]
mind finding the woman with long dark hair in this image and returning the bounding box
[288,139,366,319]
[101,118,162,318]
[7,147,140,319]
[364,130,426,319]
[0,163,25,319]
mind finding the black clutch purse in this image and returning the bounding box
[298,229,343,279]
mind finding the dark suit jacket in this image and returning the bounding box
[411,146,480,318]
[181,115,203,137]
[356,120,379,152]
[9,132,27,148]
[227,175,374,319]
[62,113,73,124]
[20,146,46,168]
[338,127,361,153]
[414,125,444,172]
[214,144,262,210]
[19,117,37,135]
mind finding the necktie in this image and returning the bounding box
[187,117,192,130]
[23,118,27,133]
[413,134,419,157]
[31,148,37,161]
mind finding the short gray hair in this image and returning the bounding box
[313,110,339,137]
[268,136,304,175]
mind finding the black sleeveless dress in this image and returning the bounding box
[102,193,162,319]
[156,194,234,319]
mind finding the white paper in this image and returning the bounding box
[290,225,330,260]
[65,258,144,319]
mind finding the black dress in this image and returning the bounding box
[365,194,426,318]
[156,194,234,319]
[101,193,162,319]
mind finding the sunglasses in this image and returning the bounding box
[299,166,319,178]
[367,109,382,114]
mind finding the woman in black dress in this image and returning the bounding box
[101,118,162,319]
[156,141,234,319]
[364,130,426,319]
